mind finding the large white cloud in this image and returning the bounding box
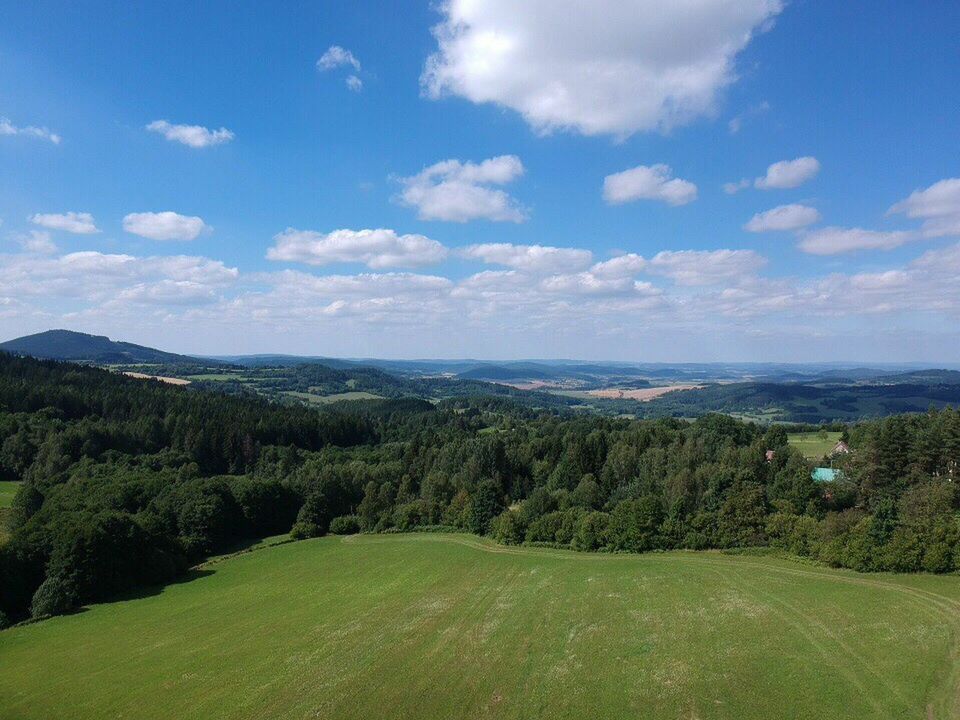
[30,212,99,234]
[0,117,61,144]
[648,249,766,286]
[744,204,820,232]
[146,120,234,148]
[461,243,593,274]
[797,227,917,255]
[267,228,448,269]
[603,165,697,206]
[421,0,782,137]
[754,156,820,190]
[396,156,526,222]
[888,178,960,238]
[123,212,210,241]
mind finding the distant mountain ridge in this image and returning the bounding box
[0,329,203,365]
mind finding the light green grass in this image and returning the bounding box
[283,390,383,404]
[0,481,20,509]
[788,431,844,459]
[2,534,959,719]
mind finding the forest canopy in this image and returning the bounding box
[1,353,958,625]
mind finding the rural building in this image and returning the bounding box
[831,440,851,455]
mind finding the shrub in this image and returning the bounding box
[329,515,361,535]
[30,573,78,618]
[573,511,609,551]
[491,510,523,545]
[525,511,564,543]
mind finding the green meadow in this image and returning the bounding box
[0,480,19,508]
[787,431,843,459]
[1,534,958,720]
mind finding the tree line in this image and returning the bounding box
[0,353,958,626]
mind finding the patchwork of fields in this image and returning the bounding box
[1,534,958,719]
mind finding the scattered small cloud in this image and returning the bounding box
[396,155,527,222]
[723,178,751,195]
[727,101,770,134]
[603,164,697,206]
[123,212,209,241]
[317,46,361,72]
[345,75,363,92]
[797,226,917,255]
[755,156,820,190]
[648,249,766,286]
[888,177,960,238]
[461,243,593,274]
[267,228,448,269]
[18,230,57,255]
[744,204,821,232]
[0,116,61,144]
[146,120,234,148]
[30,211,99,234]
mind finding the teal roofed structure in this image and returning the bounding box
[812,467,841,482]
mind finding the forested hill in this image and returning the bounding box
[0,329,205,365]
[1,352,959,628]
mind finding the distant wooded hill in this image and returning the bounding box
[0,330,205,365]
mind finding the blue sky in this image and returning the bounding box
[2,0,959,361]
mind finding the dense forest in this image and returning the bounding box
[1,353,959,627]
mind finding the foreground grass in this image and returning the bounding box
[787,431,843,459]
[1,534,959,719]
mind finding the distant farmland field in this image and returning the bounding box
[1,534,958,719]
[788,431,843,459]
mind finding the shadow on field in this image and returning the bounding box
[103,567,217,606]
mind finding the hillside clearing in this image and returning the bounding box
[788,431,844,459]
[1,533,958,720]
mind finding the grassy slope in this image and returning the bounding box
[0,481,20,509]
[1,534,959,720]
[788,431,843,459]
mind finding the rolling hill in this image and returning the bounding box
[0,329,206,365]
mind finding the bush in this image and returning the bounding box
[0,609,9,630]
[329,515,361,535]
[525,511,564,543]
[573,511,609,551]
[30,573,78,618]
[490,510,524,545]
[290,492,332,539]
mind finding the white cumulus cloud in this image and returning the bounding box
[603,164,697,206]
[421,0,782,137]
[744,204,821,232]
[755,156,820,190]
[397,155,527,222]
[0,117,61,144]
[797,227,917,255]
[266,228,448,269]
[30,211,99,234]
[648,249,766,286]
[888,177,960,238]
[146,120,234,148]
[123,212,209,241]
[461,243,593,274]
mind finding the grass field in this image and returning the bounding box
[1,534,959,719]
[0,480,20,509]
[283,390,384,404]
[788,431,843,459]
